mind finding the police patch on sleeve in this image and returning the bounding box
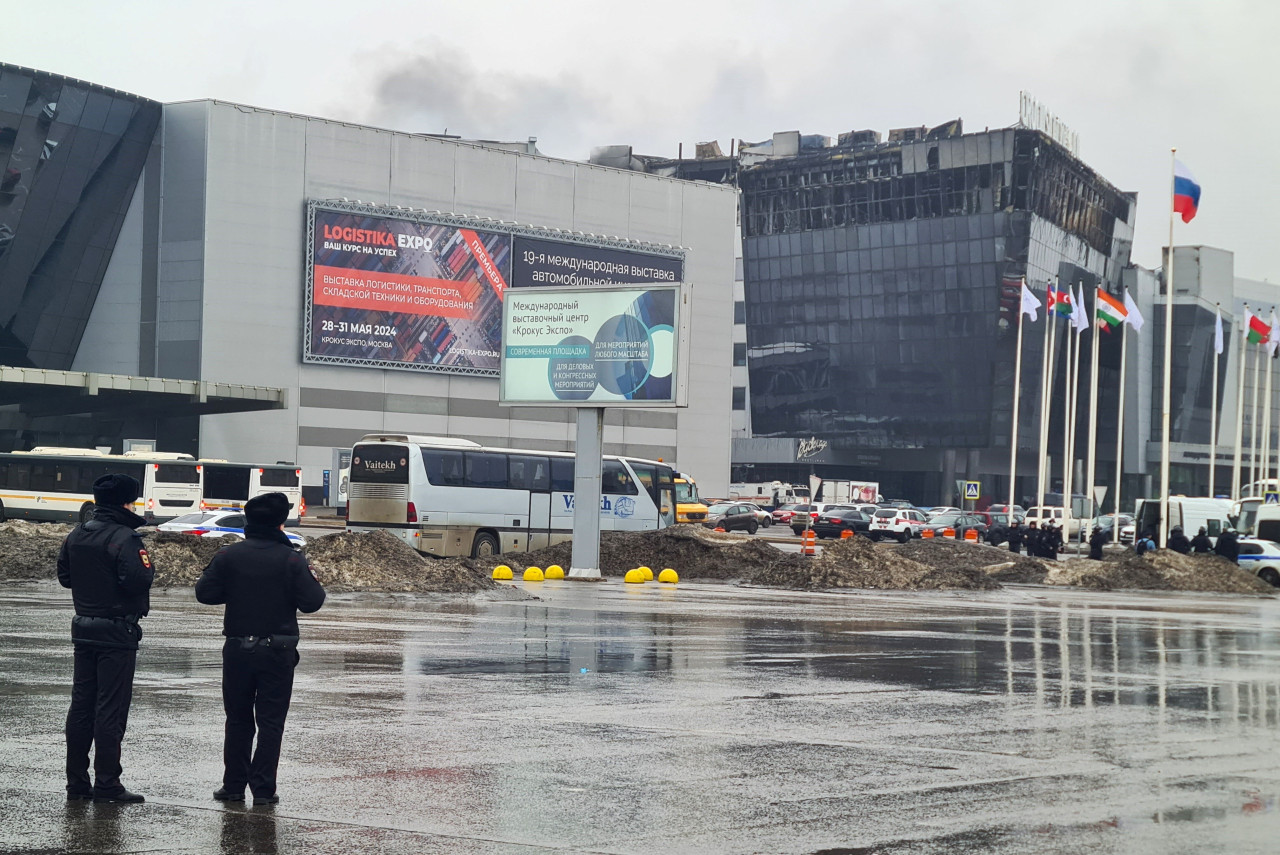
[139,549,152,569]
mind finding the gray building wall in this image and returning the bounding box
[145,101,736,494]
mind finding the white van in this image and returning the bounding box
[1133,497,1234,542]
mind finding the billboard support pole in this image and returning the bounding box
[569,407,605,579]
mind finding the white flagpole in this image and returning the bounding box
[1250,344,1262,494]
[1061,310,1075,530]
[1265,318,1275,495]
[1066,299,1083,541]
[1036,281,1057,513]
[1113,308,1128,543]
[1086,288,1102,526]
[1233,306,1249,500]
[1009,278,1028,515]
[1210,304,1220,499]
[1159,149,1176,548]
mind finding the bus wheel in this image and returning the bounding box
[471,532,500,558]
[79,502,96,524]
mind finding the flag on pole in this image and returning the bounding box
[1096,289,1128,330]
[1215,309,1224,355]
[1173,160,1202,223]
[1270,310,1280,357]
[1049,283,1072,318]
[1248,313,1271,345]
[1020,281,1042,321]
[1123,291,1145,333]
[1072,283,1089,332]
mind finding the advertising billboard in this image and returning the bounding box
[306,207,511,372]
[500,285,686,407]
[303,203,686,376]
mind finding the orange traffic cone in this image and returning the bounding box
[801,529,817,556]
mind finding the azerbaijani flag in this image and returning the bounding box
[1096,289,1128,331]
[1173,160,1201,223]
[1248,312,1271,345]
[1049,283,1072,317]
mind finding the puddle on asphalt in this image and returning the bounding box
[400,599,1280,724]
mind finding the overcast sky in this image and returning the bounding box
[10,0,1278,281]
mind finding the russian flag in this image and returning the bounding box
[1173,160,1201,223]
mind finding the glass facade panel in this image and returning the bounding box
[0,63,160,369]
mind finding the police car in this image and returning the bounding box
[1235,538,1280,588]
[157,510,307,547]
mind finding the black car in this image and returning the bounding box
[924,512,989,539]
[812,509,872,539]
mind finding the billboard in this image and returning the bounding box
[306,207,510,372]
[499,285,686,407]
[304,203,686,376]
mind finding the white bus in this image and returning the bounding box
[200,461,305,524]
[0,447,202,524]
[346,434,678,558]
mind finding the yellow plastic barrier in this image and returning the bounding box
[638,566,654,581]
[492,565,513,580]
[523,566,545,581]
[624,568,646,584]
[658,568,679,583]
[544,564,565,579]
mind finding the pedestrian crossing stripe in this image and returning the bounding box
[964,482,980,500]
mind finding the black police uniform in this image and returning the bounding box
[196,494,325,804]
[1006,525,1024,554]
[1190,530,1213,553]
[1088,527,1106,560]
[57,476,153,802]
[1214,530,1240,564]
[1167,529,1192,555]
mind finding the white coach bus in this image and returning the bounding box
[200,461,305,524]
[345,434,677,557]
[0,447,202,524]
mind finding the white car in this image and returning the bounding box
[157,510,307,547]
[1235,538,1280,587]
[927,506,961,518]
[868,508,929,543]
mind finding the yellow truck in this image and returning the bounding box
[674,473,708,524]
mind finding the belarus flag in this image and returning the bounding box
[1173,160,1201,223]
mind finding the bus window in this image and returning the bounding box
[465,452,508,489]
[509,455,550,491]
[260,468,299,487]
[56,463,81,493]
[156,464,199,484]
[422,449,465,486]
[628,461,659,505]
[30,463,56,492]
[550,457,575,492]
[602,460,638,496]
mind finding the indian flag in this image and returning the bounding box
[1249,313,1272,345]
[1096,289,1127,331]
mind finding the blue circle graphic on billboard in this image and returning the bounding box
[594,314,653,396]
[548,335,596,401]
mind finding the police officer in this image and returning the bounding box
[57,473,153,803]
[1088,525,1107,560]
[1167,526,1192,555]
[196,493,325,806]
[1190,526,1213,554]
[1006,521,1024,554]
[1214,528,1240,564]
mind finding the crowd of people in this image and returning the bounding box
[1001,521,1064,558]
[997,519,1242,565]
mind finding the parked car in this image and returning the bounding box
[772,503,804,525]
[868,508,929,542]
[790,503,859,535]
[927,506,961,518]
[743,502,774,527]
[987,504,1026,519]
[703,502,761,534]
[1091,514,1135,542]
[1236,538,1280,587]
[879,498,917,510]
[924,512,989,540]
[812,508,873,539]
[157,510,307,547]
[973,511,1016,544]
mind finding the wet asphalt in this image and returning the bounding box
[1,579,1279,854]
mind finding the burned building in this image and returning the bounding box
[605,120,1141,504]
